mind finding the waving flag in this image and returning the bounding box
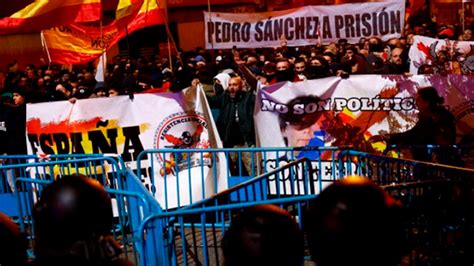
[116,0,143,21]
[0,0,102,35]
[42,0,165,64]
[127,0,165,33]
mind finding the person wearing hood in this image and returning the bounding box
[213,72,231,95]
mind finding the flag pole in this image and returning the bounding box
[207,0,214,52]
[40,31,52,69]
[159,0,175,72]
[462,0,465,32]
[100,19,106,83]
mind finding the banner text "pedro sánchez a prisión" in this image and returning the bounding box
[204,1,405,49]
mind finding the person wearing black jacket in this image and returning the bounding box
[207,75,256,175]
[371,87,457,163]
[6,87,28,155]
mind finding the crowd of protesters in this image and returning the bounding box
[0,15,471,102]
[0,10,473,266]
[0,15,472,157]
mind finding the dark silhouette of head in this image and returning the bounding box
[417,86,444,108]
[222,204,304,266]
[306,176,406,266]
[33,175,121,265]
[0,212,28,266]
[279,95,324,131]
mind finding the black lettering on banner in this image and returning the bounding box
[27,126,147,163]
[215,21,222,42]
[242,22,251,42]
[207,22,214,43]
[284,18,294,40]
[311,17,320,38]
[355,14,361,37]
[222,22,231,42]
[273,19,284,41]
[322,16,332,38]
[89,129,118,154]
[232,23,241,42]
[379,11,389,35]
[334,15,344,38]
[71,132,85,154]
[372,12,378,35]
[121,126,145,162]
[255,21,263,41]
[344,15,355,38]
[264,20,273,41]
[91,32,117,49]
[27,134,39,155]
[91,39,103,49]
[361,13,372,36]
[40,134,55,155]
[390,11,401,34]
[295,17,305,39]
[53,133,69,154]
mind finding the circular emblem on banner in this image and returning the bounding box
[452,100,474,143]
[154,111,212,176]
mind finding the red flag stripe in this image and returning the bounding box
[0,2,101,35]
[48,48,104,65]
[43,3,165,64]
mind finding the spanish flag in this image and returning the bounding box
[42,0,165,64]
[0,0,102,35]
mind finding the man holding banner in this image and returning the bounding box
[206,75,256,175]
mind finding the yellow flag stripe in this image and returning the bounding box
[11,0,100,19]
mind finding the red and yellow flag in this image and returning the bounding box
[42,0,165,64]
[0,0,102,35]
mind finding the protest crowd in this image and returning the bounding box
[1,13,472,157]
[0,1,473,266]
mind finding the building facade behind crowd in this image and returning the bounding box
[0,16,472,156]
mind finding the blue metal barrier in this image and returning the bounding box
[135,147,347,210]
[138,195,316,266]
[0,154,122,217]
[0,155,157,265]
[384,144,473,167]
[182,158,324,210]
[137,151,474,266]
[3,148,472,266]
[338,150,474,185]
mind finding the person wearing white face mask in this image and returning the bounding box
[213,72,231,95]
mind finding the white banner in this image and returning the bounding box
[255,75,474,158]
[204,1,405,49]
[409,35,474,75]
[26,87,228,208]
